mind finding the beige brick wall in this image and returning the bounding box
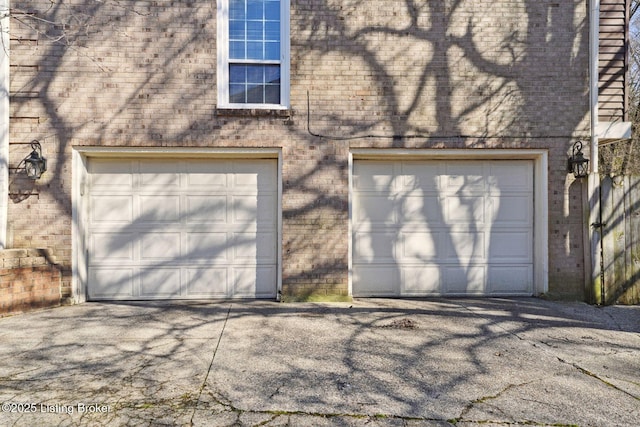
[8,1,591,299]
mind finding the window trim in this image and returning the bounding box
[217,0,290,110]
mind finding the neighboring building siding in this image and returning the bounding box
[8,1,595,299]
[599,0,629,123]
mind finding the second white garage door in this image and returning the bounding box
[352,160,534,297]
[86,158,277,300]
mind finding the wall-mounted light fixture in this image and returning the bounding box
[22,140,47,180]
[568,141,589,179]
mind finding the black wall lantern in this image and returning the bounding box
[568,141,589,179]
[23,140,47,180]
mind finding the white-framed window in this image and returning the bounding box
[217,0,290,109]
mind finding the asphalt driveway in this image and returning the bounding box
[0,298,639,426]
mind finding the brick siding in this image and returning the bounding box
[7,1,593,299]
[0,249,62,316]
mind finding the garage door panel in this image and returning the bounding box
[400,195,443,224]
[490,195,532,225]
[445,196,485,224]
[443,266,486,294]
[89,160,133,188]
[446,231,486,261]
[233,232,276,263]
[354,231,396,262]
[233,161,277,190]
[353,159,534,297]
[87,158,277,300]
[186,268,228,297]
[89,268,135,298]
[186,232,229,260]
[90,232,134,262]
[233,266,277,298]
[257,196,277,224]
[354,162,396,191]
[488,266,533,293]
[254,267,277,298]
[141,233,181,260]
[232,195,276,224]
[399,162,441,191]
[489,231,533,262]
[352,265,399,296]
[139,160,181,188]
[400,231,438,262]
[186,161,230,188]
[444,163,487,193]
[187,173,228,188]
[186,195,227,223]
[139,195,180,223]
[140,268,181,297]
[354,195,397,225]
[488,162,532,191]
[91,195,133,223]
[401,266,440,295]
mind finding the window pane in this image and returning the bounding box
[246,84,263,103]
[247,21,263,41]
[229,21,245,40]
[247,66,263,83]
[230,0,245,20]
[265,85,280,104]
[265,1,280,20]
[265,66,280,84]
[229,65,247,83]
[246,41,263,59]
[265,22,279,40]
[230,84,246,103]
[229,41,245,59]
[265,42,279,60]
[247,0,263,20]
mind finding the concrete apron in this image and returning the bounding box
[0,298,638,426]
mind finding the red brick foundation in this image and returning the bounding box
[0,249,62,316]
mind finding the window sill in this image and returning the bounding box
[216,107,292,118]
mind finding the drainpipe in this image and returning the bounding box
[590,0,599,172]
[587,0,604,304]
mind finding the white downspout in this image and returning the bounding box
[590,0,599,172]
[0,0,9,250]
[586,0,603,303]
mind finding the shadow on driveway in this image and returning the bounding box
[0,298,638,426]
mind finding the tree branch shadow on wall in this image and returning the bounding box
[295,0,588,294]
[8,0,588,295]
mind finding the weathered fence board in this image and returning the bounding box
[626,176,640,303]
[600,175,640,304]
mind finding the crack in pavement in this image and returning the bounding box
[557,357,640,402]
[185,405,582,426]
[455,301,640,401]
[189,303,232,426]
[456,380,535,422]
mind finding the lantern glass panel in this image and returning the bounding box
[25,160,41,179]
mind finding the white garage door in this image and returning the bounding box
[86,158,277,300]
[352,160,534,296]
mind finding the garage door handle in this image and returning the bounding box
[591,222,606,228]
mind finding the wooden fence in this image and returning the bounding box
[599,175,640,304]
